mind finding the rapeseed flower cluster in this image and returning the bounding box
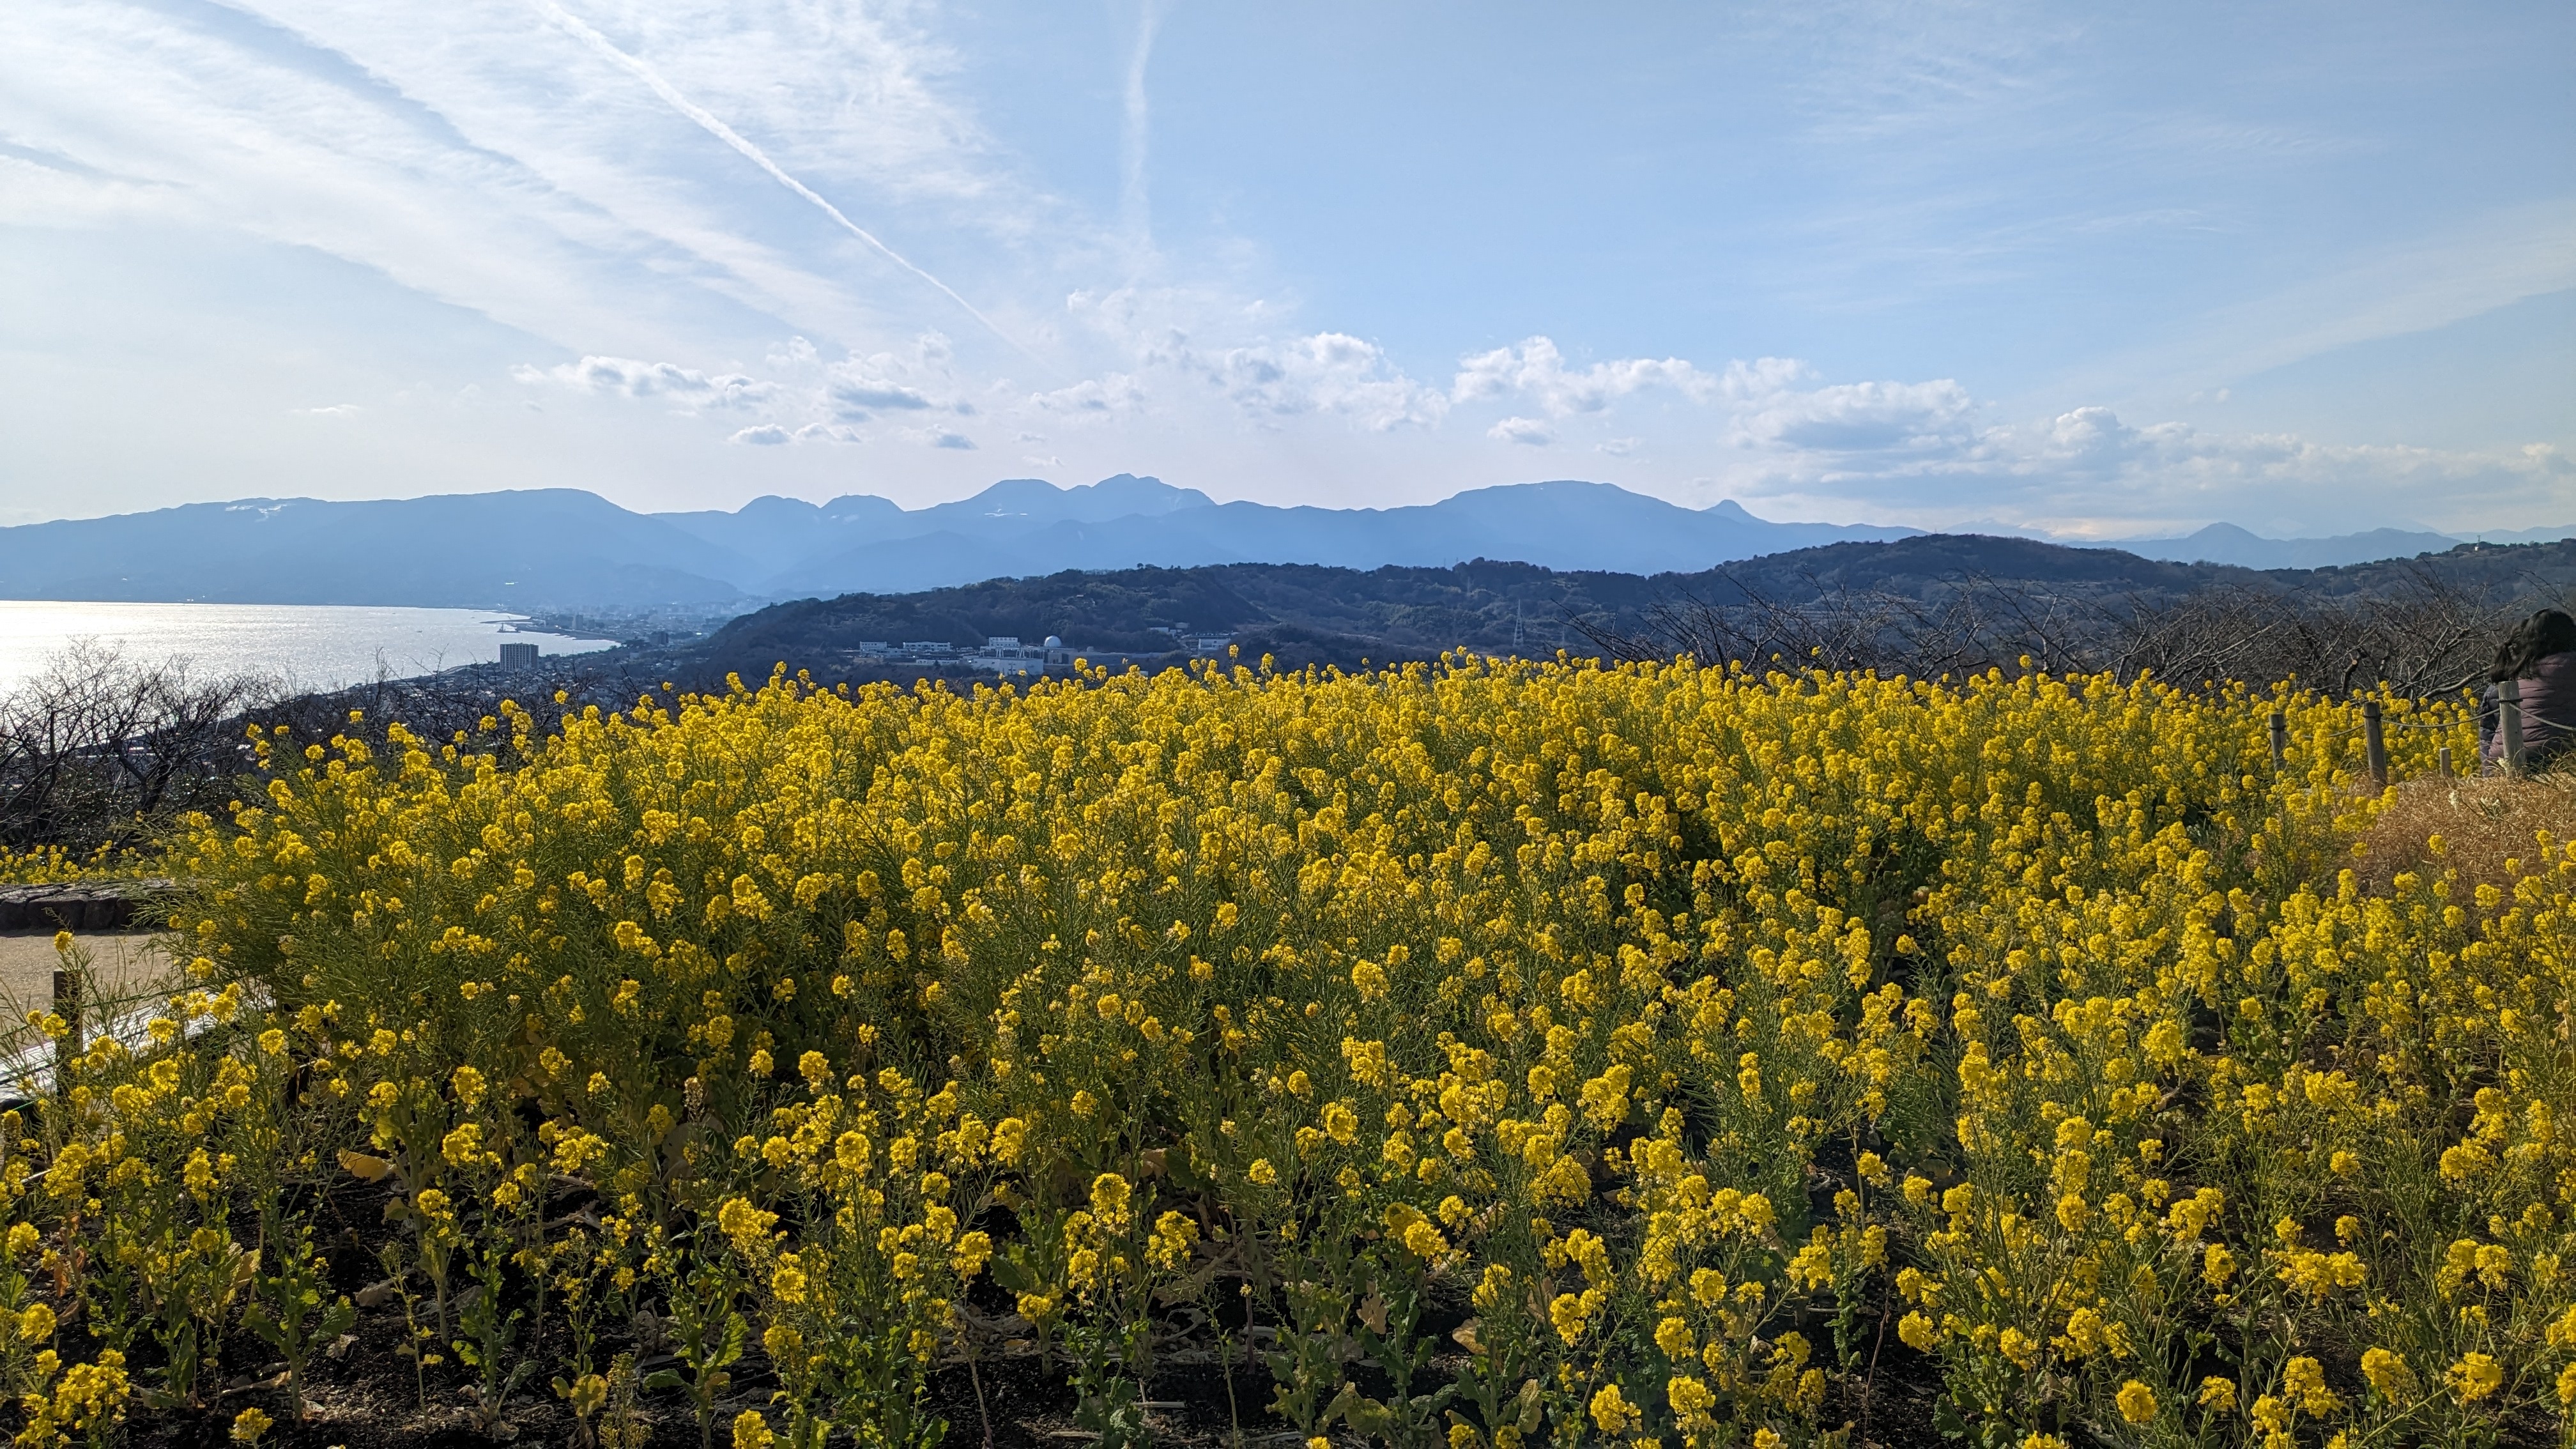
[0,656,2566,1447]
[0,842,156,885]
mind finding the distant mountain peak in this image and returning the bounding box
[1080,473,1215,513]
[953,474,1213,519]
[2108,521,2465,571]
[2183,522,2266,543]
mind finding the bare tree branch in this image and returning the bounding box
[1584,562,2556,698]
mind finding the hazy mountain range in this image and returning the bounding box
[2104,521,2573,570]
[0,478,1910,608]
[0,477,2562,609]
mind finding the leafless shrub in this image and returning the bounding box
[0,641,677,851]
[0,643,266,850]
[240,650,673,760]
[1578,560,2559,696]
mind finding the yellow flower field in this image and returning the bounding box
[3,656,2571,1447]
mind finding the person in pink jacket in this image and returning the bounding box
[2480,607,2576,772]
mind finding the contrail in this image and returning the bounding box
[1120,0,1170,258]
[528,0,1029,359]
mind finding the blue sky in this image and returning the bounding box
[2,0,2568,537]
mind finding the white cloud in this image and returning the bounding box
[0,0,1080,383]
[1452,337,1717,417]
[793,422,868,445]
[2066,198,2576,401]
[1442,342,1974,463]
[830,378,935,414]
[1206,332,1448,431]
[515,332,1006,447]
[1058,291,1448,433]
[1726,377,1975,452]
[728,420,870,446]
[523,0,1020,354]
[1031,372,1148,418]
[1747,404,2576,537]
[820,334,972,418]
[518,356,770,409]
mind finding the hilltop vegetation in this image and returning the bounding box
[685,533,2576,692]
[687,541,2218,675]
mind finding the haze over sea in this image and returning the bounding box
[0,602,613,693]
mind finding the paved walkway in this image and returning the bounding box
[0,931,176,1056]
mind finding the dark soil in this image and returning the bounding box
[81,1174,1954,1448]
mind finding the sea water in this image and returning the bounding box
[0,602,615,693]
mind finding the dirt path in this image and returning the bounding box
[0,931,178,1057]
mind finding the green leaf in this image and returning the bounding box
[989,1252,1037,1293]
[642,1368,687,1393]
[1343,1397,1395,1436]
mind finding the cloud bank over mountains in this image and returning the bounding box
[511,328,2568,539]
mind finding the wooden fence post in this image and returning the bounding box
[52,966,78,1095]
[2269,710,2287,769]
[2361,700,2388,788]
[2501,678,2526,776]
[2436,744,2453,777]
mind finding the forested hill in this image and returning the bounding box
[685,533,2576,684]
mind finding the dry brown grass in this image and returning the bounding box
[2359,765,2576,893]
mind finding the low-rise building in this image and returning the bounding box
[965,635,1048,675]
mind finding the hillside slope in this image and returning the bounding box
[0,491,747,608]
[686,533,2576,684]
